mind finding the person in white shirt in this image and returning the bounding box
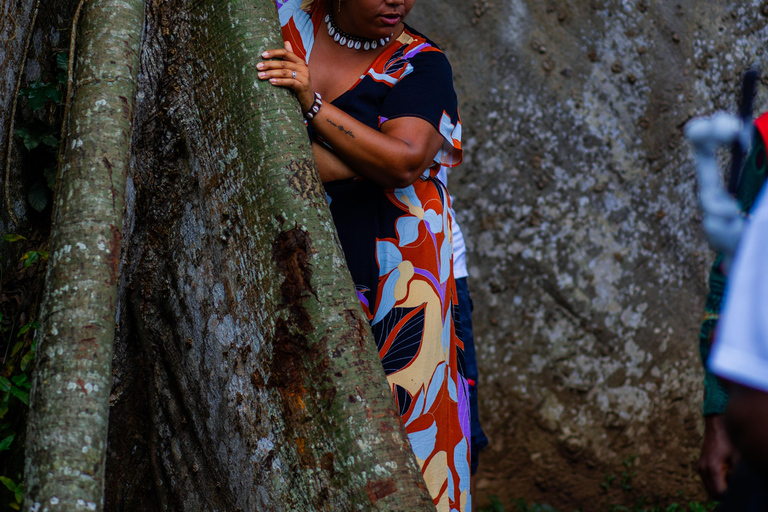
[709,185,768,480]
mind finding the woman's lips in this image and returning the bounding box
[380,14,401,26]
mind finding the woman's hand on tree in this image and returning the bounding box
[258,41,315,113]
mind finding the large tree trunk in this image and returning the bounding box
[23,0,144,510]
[103,0,433,510]
[20,0,433,510]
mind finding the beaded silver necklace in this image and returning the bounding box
[324,13,390,51]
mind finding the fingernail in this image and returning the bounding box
[270,78,277,84]
[261,52,269,57]
[257,63,264,69]
[258,72,266,78]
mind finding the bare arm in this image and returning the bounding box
[697,414,738,498]
[313,142,357,182]
[258,43,443,188]
[312,107,443,188]
[725,383,768,477]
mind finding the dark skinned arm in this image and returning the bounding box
[697,414,738,498]
[313,142,357,182]
[724,383,768,478]
[258,43,444,189]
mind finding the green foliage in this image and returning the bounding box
[1,244,43,510]
[0,325,35,508]
[56,52,68,74]
[479,495,506,512]
[478,496,716,512]
[18,80,62,111]
[620,455,638,491]
[1,367,32,407]
[0,434,14,452]
[513,498,561,512]
[1,235,26,243]
[16,321,38,339]
[476,479,718,512]
[601,473,616,491]
[43,165,57,190]
[0,476,23,509]
[20,250,48,269]
[14,124,58,151]
[28,181,50,213]
[14,52,68,214]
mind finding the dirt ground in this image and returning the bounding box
[472,411,707,511]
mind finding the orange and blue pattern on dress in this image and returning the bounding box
[276,0,470,509]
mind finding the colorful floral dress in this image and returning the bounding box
[277,1,469,509]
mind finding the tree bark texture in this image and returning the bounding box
[0,0,37,237]
[23,0,144,510]
[105,0,433,510]
[410,0,767,508]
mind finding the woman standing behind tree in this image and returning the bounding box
[259,0,469,509]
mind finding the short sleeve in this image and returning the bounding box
[380,49,463,168]
[710,188,768,393]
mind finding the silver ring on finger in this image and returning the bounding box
[292,70,297,79]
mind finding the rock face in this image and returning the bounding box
[410,0,767,508]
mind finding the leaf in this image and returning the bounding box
[28,181,49,212]
[15,126,40,150]
[21,350,35,372]
[9,387,28,405]
[0,404,8,419]
[14,488,22,504]
[0,434,15,452]
[0,377,10,393]
[56,52,68,71]
[19,80,61,110]
[2,234,26,243]
[0,476,17,492]
[11,374,27,387]
[40,133,58,148]
[17,322,35,337]
[47,88,63,104]
[21,251,40,269]
[10,342,23,357]
[9,502,20,510]
[23,88,49,111]
[44,166,58,189]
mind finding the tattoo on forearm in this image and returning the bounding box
[326,118,355,138]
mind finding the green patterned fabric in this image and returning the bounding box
[700,126,768,415]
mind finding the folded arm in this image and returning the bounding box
[258,44,443,188]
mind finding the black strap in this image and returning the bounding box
[728,67,760,195]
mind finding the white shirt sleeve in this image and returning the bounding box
[709,187,768,393]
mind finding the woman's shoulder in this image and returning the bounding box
[398,25,451,61]
[374,24,453,82]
